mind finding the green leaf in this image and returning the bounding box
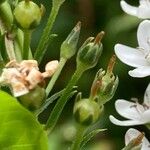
[80,129,107,148]
[0,90,48,150]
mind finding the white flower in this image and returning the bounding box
[125,128,150,150]
[120,0,150,19]
[115,20,150,78]
[0,60,59,97]
[109,83,150,126]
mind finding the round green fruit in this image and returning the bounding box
[14,0,42,29]
[19,86,46,111]
[73,99,103,126]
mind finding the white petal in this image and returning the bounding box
[137,2,150,19]
[115,44,148,67]
[125,128,150,150]
[109,115,144,126]
[142,138,150,150]
[129,66,150,77]
[115,100,141,120]
[125,128,142,145]
[137,20,150,54]
[144,83,150,106]
[142,109,150,123]
[120,0,138,16]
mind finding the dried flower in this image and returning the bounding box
[0,59,59,97]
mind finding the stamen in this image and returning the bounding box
[132,132,144,147]
[94,31,105,45]
[107,55,116,74]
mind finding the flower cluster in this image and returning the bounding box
[0,59,59,97]
[120,0,150,19]
[111,0,150,149]
[115,20,150,78]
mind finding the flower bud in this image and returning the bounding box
[76,31,104,70]
[60,22,81,59]
[19,86,46,111]
[44,60,59,77]
[14,0,43,29]
[90,55,119,105]
[73,93,103,126]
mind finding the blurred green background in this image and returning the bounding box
[32,0,150,149]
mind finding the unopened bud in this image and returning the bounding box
[60,22,81,59]
[45,60,59,75]
[77,31,104,70]
[19,86,46,111]
[90,55,119,105]
[73,94,103,126]
[14,0,42,29]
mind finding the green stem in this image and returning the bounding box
[34,5,60,62]
[71,125,85,150]
[45,66,84,133]
[46,57,67,96]
[146,124,150,130]
[0,1,13,30]
[5,34,16,60]
[23,30,31,59]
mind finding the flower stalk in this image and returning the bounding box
[46,22,81,96]
[45,32,104,133]
[23,30,31,59]
[70,124,86,150]
[46,57,67,96]
[45,65,85,133]
[34,1,65,62]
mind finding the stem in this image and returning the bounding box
[46,57,67,96]
[23,30,31,59]
[14,38,22,62]
[45,66,84,133]
[5,34,16,60]
[34,5,60,62]
[0,1,13,30]
[71,125,85,150]
[146,124,150,130]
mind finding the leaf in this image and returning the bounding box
[80,129,107,148]
[0,90,48,150]
[36,89,77,116]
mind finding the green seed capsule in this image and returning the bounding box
[76,32,104,70]
[14,1,42,29]
[19,86,46,111]
[73,98,103,126]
